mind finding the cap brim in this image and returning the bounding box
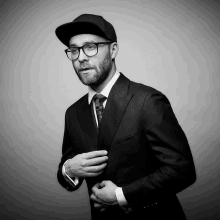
[55,22,109,47]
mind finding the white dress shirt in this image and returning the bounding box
[62,71,130,211]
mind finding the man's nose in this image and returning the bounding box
[78,48,89,62]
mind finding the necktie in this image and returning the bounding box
[93,93,107,127]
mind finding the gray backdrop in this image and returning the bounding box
[0,0,220,219]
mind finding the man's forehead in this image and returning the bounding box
[69,34,107,46]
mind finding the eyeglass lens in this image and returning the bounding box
[67,43,98,60]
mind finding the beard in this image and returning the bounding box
[74,52,112,87]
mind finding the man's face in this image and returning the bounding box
[69,34,113,88]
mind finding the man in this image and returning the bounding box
[55,14,196,220]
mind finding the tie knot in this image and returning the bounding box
[93,93,107,104]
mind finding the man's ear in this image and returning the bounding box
[110,42,119,59]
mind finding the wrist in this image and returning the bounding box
[63,160,79,186]
[64,159,72,177]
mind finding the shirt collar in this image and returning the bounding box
[88,70,120,104]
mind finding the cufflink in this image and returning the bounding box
[127,207,132,212]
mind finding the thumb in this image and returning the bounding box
[92,182,100,192]
[99,180,107,188]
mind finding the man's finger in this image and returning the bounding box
[83,150,108,159]
[86,163,107,173]
[85,171,103,177]
[99,180,107,188]
[100,207,107,212]
[86,156,108,166]
[91,185,101,196]
[90,193,97,201]
[93,202,104,209]
[91,184,99,194]
[92,182,100,190]
[90,192,102,202]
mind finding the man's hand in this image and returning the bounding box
[65,150,108,178]
[90,180,118,211]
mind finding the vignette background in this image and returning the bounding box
[0,0,219,219]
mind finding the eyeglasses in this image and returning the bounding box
[65,42,112,61]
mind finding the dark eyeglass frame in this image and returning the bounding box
[65,42,113,61]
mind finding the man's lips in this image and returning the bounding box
[79,68,93,72]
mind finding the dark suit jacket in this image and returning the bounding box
[57,73,196,220]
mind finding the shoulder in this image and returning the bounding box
[129,79,167,102]
[128,80,177,126]
[128,79,174,118]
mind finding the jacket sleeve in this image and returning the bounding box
[57,111,84,192]
[122,91,196,207]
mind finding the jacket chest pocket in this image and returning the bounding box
[113,133,141,146]
[110,133,146,162]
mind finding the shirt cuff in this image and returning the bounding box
[115,187,128,206]
[115,187,132,213]
[62,159,79,186]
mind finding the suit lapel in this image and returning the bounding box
[76,95,99,151]
[97,73,134,151]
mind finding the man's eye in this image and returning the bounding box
[70,48,78,54]
[85,44,96,50]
